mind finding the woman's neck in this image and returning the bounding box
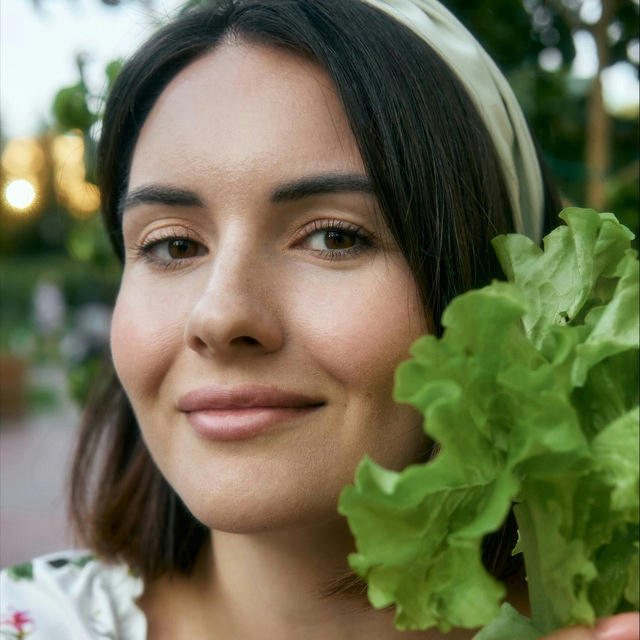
[139,519,478,640]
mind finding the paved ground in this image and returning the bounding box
[0,366,80,568]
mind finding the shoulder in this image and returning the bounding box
[1,549,146,639]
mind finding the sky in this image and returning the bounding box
[1,0,183,138]
[1,0,638,139]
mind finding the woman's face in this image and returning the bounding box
[111,41,428,533]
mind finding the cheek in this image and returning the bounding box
[284,262,428,473]
[110,276,186,402]
[291,262,427,391]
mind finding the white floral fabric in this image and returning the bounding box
[0,550,146,639]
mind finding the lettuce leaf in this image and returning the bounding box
[338,208,639,636]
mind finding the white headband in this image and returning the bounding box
[362,0,545,242]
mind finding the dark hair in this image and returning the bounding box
[69,0,561,588]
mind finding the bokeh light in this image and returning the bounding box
[1,138,45,175]
[52,132,100,218]
[4,179,38,214]
[538,47,563,73]
[1,137,47,218]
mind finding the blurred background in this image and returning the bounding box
[0,0,638,567]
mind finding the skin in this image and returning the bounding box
[110,40,638,640]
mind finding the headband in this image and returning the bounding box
[362,0,545,242]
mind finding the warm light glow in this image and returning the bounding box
[4,179,37,211]
[52,133,84,168]
[67,181,100,218]
[52,133,100,217]
[1,138,45,175]
[1,137,46,218]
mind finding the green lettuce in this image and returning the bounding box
[338,208,639,637]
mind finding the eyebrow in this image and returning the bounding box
[121,185,205,216]
[120,172,374,217]
[269,173,374,202]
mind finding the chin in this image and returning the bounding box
[176,482,343,535]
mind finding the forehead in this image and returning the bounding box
[128,41,365,190]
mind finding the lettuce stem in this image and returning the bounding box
[513,502,558,634]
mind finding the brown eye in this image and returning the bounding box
[323,231,356,250]
[301,222,372,260]
[168,239,199,259]
[141,235,207,265]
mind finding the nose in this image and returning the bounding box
[184,250,285,358]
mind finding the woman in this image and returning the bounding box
[1,1,637,638]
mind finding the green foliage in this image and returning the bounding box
[105,59,123,87]
[71,554,94,568]
[51,54,123,184]
[68,355,103,406]
[27,385,60,411]
[52,81,96,133]
[472,604,540,640]
[0,253,120,354]
[445,0,639,239]
[6,562,34,581]
[339,208,639,636]
[445,0,574,69]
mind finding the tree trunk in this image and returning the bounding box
[585,0,613,210]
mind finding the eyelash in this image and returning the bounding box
[298,219,373,261]
[134,227,205,271]
[134,219,374,269]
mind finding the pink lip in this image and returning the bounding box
[178,385,324,441]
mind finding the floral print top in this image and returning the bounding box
[0,550,146,639]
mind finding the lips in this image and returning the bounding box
[178,385,324,441]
